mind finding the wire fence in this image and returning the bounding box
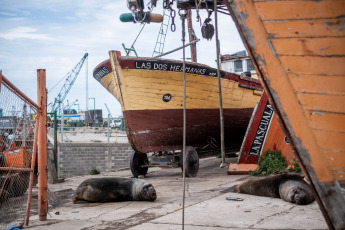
[0,76,37,229]
[48,126,128,144]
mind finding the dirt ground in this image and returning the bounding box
[24,156,328,230]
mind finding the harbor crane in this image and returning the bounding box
[104,103,112,118]
[49,53,88,114]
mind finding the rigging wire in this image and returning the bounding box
[128,3,156,52]
[213,0,226,168]
[49,76,66,92]
[180,9,188,230]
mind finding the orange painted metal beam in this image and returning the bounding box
[37,69,47,221]
[0,73,41,111]
[25,114,40,226]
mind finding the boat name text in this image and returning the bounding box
[94,66,110,82]
[249,101,274,156]
[135,61,220,76]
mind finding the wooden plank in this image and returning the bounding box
[333,171,345,183]
[314,129,345,152]
[272,37,345,56]
[325,148,345,182]
[122,69,260,111]
[226,0,345,228]
[297,93,345,113]
[324,149,345,171]
[280,56,345,75]
[288,74,345,95]
[305,110,345,133]
[265,18,345,38]
[255,1,345,20]
[228,164,258,175]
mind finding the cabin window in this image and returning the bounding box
[247,59,254,71]
[234,60,243,72]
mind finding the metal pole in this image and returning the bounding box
[94,98,96,126]
[86,53,89,111]
[107,113,110,143]
[214,0,226,168]
[60,104,64,143]
[25,114,40,226]
[180,10,187,230]
[53,110,58,170]
[0,73,41,110]
[154,39,200,58]
[37,69,47,221]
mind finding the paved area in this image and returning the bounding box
[26,157,328,230]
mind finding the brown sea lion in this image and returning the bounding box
[234,173,315,205]
[72,177,157,204]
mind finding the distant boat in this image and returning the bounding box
[93,51,262,155]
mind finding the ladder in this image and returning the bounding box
[152,9,171,57]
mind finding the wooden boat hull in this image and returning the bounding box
[124,108,253,153]
[225,0,345,228]
[94,51,262,153]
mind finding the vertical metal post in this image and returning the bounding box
[60,104,64,143]
[53,110,58,170]
[86,53,89,111]
[25,114,40,226]
[107,113,110,143]
[89,97,96,127]
[37,69,47,221]
[180,10,187,230]
[214,0,226,168]
[93,98,96,126]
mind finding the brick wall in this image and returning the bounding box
[58,143,133,178]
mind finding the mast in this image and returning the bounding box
[187,10,197,62]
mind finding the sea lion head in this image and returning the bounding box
[279,180,315,205]
[140,184,157,201]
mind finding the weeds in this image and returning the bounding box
[249,149,301,175]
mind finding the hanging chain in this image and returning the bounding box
[163,0,176,32]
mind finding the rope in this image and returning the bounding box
[213,0,226,168]
[180,9,187,230]
[131,23,146,48]
[130,5,156,48]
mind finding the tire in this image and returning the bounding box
[130,152,148,178]
[180,146,199,177]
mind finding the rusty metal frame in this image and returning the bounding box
[0,73,41,111]
[0,71,48,225]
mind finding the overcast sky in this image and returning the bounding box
[0,0,245,118]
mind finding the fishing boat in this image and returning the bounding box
[224,0,345,229]
[93,51,262,176]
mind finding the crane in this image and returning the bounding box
[49,53,88,114]
[104,103,113,118]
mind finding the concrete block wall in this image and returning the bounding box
[58,143,133,178]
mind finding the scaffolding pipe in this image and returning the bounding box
[154,39,200,58]
[37,69,48,221]
[25,114,40,226]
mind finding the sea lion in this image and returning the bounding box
[234,173,315,205]
[279,179,315,205]
[72,177,157,204]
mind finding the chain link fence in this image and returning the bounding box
[48,126,128,144]
[0,75,37,229]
